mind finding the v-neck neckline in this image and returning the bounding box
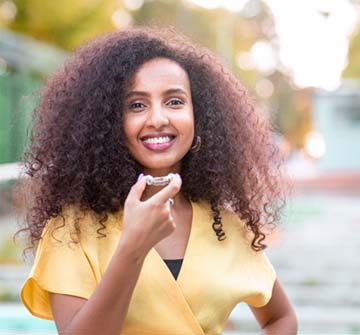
[116,200,206,335]
[151,199,196,284]
[145,200,206,335]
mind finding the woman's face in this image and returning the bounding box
[123,57,194,176]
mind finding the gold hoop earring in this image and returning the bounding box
[190,136,201,153]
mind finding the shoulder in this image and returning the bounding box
[42,204,122,245]
[219,204,270,256]
[220,205,251,240]
[194,200,254,249]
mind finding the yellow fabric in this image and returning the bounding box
[21,201,276,335]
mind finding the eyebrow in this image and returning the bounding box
[124,88,188,99]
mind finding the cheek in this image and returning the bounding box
[176,110,194,132]
[175,113,195,150]
[123,117,138,143]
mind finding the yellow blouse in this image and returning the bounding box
[21,200,276,335]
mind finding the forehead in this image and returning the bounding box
[129,57,191,92]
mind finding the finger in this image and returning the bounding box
[149,174,182,204]
[128,174,148,201]
[168,215,176,229]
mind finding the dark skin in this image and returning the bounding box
[49,58,298,334]
[251,280,298,334]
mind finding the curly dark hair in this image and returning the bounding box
[15,26,290,254]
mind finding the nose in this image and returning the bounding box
[146,104,170,129]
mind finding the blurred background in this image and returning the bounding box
[0,0,359,334]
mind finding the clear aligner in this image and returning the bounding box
[146,173,174,186]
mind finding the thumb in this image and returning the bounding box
[129,174,147,201]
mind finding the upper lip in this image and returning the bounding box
[140,133,176,141]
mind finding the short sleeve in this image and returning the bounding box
[242,250,276,308]
[221,208,277,308]
[21,207,98,320]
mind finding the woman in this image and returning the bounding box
[18,27,297,334]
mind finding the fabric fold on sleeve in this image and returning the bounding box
[222,209,277,308]
[21,208,98,320]
[243,250,276,308]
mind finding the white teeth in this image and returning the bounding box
[143,136,172,144]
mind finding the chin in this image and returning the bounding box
[139,160,181,174]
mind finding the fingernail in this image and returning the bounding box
[137,173,144,182]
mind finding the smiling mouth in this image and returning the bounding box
[140,135,176,151]
[141,135,175,144]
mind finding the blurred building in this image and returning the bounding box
[0,28,66,164]
[312,80,360,171]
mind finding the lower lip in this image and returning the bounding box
[141,138,176,152]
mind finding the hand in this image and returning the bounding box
[120,174,182,257]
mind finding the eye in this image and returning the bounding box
[129,102,146,110]
[167,99,184,107]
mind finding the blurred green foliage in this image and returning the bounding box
[9,0,116,50]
